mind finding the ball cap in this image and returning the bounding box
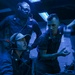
[10,33,31,42]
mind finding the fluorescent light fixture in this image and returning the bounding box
[39,12,49,22]
[29,0,41,3]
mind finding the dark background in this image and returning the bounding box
[0,0,75,22]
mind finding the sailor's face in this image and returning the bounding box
[18,3,30,18]
[16,38,27,51]
[47,17,59,33]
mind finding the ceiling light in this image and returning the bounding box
[29,0,41,3]
[39,12,49,22]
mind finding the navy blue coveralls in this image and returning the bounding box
[35,26,64,75]
[0,15,42,48]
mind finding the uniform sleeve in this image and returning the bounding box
[37,32,49,50]
[0,58,13,75]
[33,19,42,37]
[31,19,42,49]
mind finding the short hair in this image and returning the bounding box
[47,13,59,21]
[17,2,30,9]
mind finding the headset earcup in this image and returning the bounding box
[10,33,18,49]
[10,42,17,49]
